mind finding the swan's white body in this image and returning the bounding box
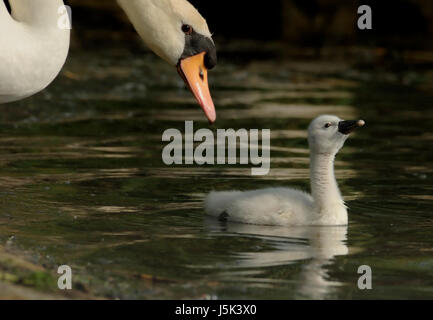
[0,0,70,104]
[0,0,216,121]
[206,188,316,226]
[205,115,365,226]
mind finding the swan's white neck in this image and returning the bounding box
[117,0,183,65]
[9,0,64,26]
[117,0,212,65]
[310,153,347,224]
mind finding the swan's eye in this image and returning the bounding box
[182,24,193,35]
[324,123,332,128]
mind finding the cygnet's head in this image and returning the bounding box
[308,115,365,155]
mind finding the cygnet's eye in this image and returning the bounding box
[324,123,332,129]
[182,24,193,35]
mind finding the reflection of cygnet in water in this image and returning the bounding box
[296,226,348,299]
[205,115,365,226]
[206,220,348,299]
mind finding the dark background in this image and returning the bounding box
[3,0,432,70]
[4,0,432,49]
[60,0,433,50]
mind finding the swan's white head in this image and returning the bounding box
[308,115,365,155]
[117,0,217,122]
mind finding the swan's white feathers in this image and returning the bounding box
[0,0,70,104]
[117,0,212,65]
[166,0,212,38]
[205,188,314,226]
[205,115,364,226]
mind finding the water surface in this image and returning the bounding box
[0,50,432,299]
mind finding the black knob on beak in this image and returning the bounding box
[338,120,366,135]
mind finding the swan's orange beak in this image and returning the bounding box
[177,52,216,124]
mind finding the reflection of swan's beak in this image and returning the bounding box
[177,52,216,124]
[338,119,365,135]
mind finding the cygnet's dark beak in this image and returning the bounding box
[338,120,366,135]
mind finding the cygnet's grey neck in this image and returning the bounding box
[309,152,347,224]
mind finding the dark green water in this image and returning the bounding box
[0,50,432,299]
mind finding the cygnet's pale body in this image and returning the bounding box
[205,115,365,226]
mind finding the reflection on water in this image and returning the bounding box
[206,220,348,299]
[0,50,432,299]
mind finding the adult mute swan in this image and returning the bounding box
[0,0,70,103]
[117,0,218,123]
[205,115,366,226]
